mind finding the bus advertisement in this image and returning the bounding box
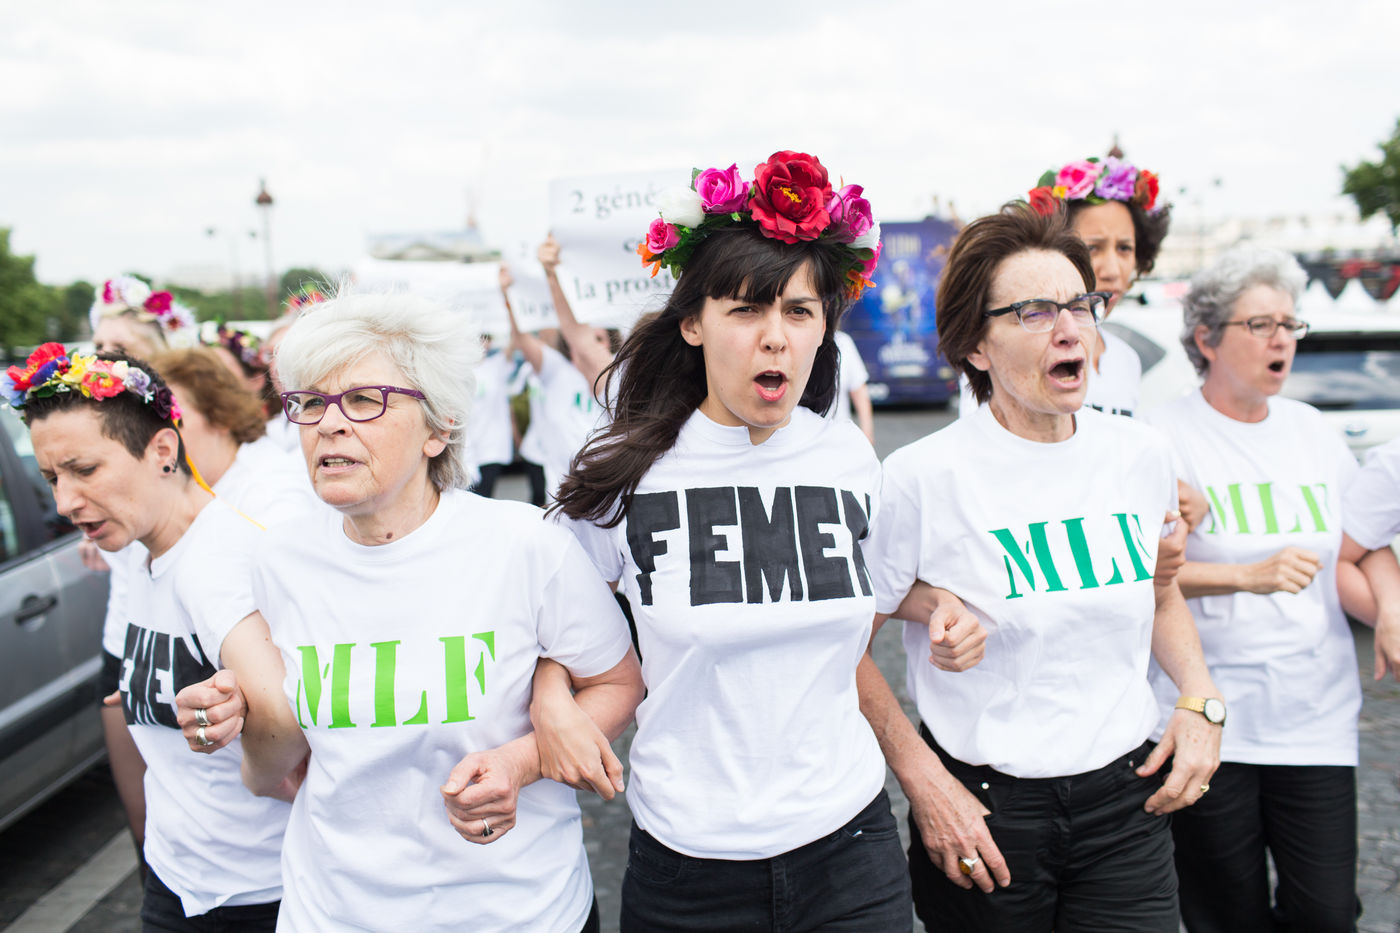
[843,217,959,405]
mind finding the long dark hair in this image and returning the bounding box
[552,224,852,527]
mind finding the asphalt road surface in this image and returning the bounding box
[4,408,1399,932]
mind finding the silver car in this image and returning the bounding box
[1105,304,1400,457]
[0,405,108,831]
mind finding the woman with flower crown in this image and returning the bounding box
[537,151,918,930]
[85,277,204,877]
[3,345,289,931]
[960,153,1170,420]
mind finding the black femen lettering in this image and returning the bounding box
[795,486,855,601]
[737,486,803,603]
[841,490,874,597]
[626,491,681,606]
[687,487,744,606]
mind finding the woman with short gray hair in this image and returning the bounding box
[1143,244,1383,931]
[175,290,644,932]
[1177,243,1307,376]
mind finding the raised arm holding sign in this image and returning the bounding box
[539,234,615,401]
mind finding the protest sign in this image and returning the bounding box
[548,170,680,325]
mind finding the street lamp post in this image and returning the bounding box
[255,178,275,315]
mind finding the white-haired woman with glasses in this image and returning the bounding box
[174,291,643,933]
[1142,244,1391,932]
[862,202,1221,932]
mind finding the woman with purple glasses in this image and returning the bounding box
[175,290,643,932]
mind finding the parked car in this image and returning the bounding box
[1105,304,1400,457]
[0,405,108,831]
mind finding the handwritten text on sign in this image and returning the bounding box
[548,170,681,326]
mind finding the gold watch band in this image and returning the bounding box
[1175,697,1206,714]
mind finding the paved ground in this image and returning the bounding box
[4,409,1398,931]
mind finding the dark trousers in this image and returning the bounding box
[909,725,1177,932]
[620,789,911,932]
[141,870,278,933]
[470,462,506,498]
[524,460,547,507]
[1172,761,1359,933]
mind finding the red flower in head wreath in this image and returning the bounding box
[748,151,835,244]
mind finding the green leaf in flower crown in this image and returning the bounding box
[1037,170,1056,188]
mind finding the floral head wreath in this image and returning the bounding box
[208,322,266,369]
[1027,156,1163,217]
[638,150,883,300]
[284,284,330,314]
[3,343,182,424]
[90,275,197,339]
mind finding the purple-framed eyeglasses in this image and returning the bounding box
[280,385,426,425]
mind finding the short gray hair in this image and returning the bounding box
[274,288,482,491]
[1180,244,1307,375]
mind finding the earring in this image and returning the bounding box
[162,465,174,474]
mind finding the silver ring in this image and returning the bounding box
[481,818,494,837]
[194,708,211,727]
[195,725,212,747]
[958,856,980,876]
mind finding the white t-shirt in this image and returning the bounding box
[867,405,1174,778]
[253,490,633,933]
[957,329,1141,419]
[827,331,870,423]
[115,498,289,916]
[102,442,320,656]
[537,345,607,498]
[1143,391,1361,766]
[466,350,516,469]
[1344,436,1400,549]
[559,408,887,859]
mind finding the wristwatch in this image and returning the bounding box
[1176,696,1226,726]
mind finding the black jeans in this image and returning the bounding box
[909,725,1177,932]
[1172,761,1359,933]
[469,462,506,498]
[620,789,911,932]
[141,870,278,933]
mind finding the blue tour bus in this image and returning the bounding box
[843,217,959,405]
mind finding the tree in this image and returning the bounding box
[1342,118,1400,233]
[0,229,61,355]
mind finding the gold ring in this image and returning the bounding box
[1199,783,1210,795]
[958,856,979,876]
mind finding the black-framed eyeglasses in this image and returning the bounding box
[1219,316,1310,340]
[280,385,427,425]
[983,292,1108,333]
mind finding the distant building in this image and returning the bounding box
[366,228,500,263]
[1155,212,1399,299]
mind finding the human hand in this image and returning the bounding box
[441,743,533,844]
[1244,547,1322,595]
[1137,708,1221,814]
[530,685,624,799]
[1154,511,1187,587]
[903,762,1010,892]
[79,539,110,573]
[927,597,987,673]
[1177,481,1208,532]
[174,670,247,754]
[498,262,514,292]
[537,234,561,272]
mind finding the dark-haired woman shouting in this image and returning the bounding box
[541,152,917,931]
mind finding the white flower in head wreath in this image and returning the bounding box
[89,275,197,344]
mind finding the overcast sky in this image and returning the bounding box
[3,0,1395,285]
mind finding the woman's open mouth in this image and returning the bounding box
[1049,359,1085,384]
[76,520,106,539]
[754,371,787,402]
[1268,360,1286,374]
